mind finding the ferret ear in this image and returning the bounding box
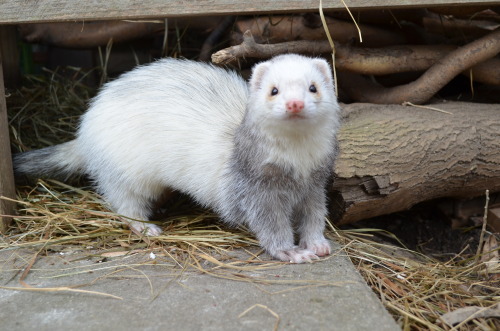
[249,62,271,91]
[312,58,333,84]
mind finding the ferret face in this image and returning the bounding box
[247,54,338,134]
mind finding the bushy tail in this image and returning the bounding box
[13,140,85,180]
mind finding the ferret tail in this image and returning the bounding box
[13,140,85,180]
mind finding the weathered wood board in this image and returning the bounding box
[0,50,16,233]
[1,0,500,24]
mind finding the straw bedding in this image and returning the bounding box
[3,67,499,330]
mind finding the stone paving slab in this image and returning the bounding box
[0,241,400,330]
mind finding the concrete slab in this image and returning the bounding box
[0,241,400,331]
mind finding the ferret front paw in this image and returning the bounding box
[299,239,331,257]
[274,248,320,263]
[128,220,162,236]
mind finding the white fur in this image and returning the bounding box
[246,54,340,178]
[75,56,339,229]
[17,55,341,262]
[75,59,248,233]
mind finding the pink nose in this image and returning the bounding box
[286,99,304,113]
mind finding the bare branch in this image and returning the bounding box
[212,31,500,87]
[340,28,500,104]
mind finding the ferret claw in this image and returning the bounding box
[128,221,162,236]
[275,247,320,263]
[300,239,331,257]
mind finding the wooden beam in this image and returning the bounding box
[0,26,20,87]
[0,50,16,233]
[1,0,500,24]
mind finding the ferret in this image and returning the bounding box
[13,54,341,263]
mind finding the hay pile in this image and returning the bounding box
[329,227,499,330]
[3,67,499,330]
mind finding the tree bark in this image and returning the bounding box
[19,21,164,48]
[18,18,224,48]
[213,31,500,87]
[233,14,406,47]
[338,27,500,104]
[331,101,500,224]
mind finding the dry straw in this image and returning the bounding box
[3,64,499,330]
[327,222,499,330]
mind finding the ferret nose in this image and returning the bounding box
[286,99,304,113]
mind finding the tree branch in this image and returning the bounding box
[213,29,500,103]
[340,28,500,104]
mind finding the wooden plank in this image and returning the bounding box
[0,26,20,87]
[0,50,16,233]
[1,0,500,24]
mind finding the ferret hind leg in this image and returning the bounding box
[99,184,162,236]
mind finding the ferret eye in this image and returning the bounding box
[309,84,317,93]
[271,87,279,96]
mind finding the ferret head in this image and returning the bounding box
[246,54,339,136]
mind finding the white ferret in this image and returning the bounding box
[14,54,341,263]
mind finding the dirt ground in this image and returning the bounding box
[351,202,483,259]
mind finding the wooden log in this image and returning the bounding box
[19,21,164,48]
[18,17,225,49]
[331,102,500,224]
[428,6,500,17]
[422,15,500,40]
[0,50,16,233]
[233,15,406,47]
[323,8,429,26]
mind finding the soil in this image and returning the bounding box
[346,196,499,260]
